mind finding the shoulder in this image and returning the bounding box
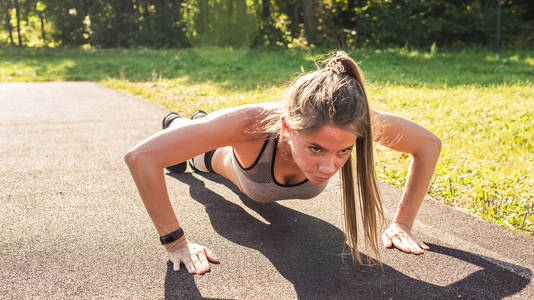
[218,102,277,121]
[206,102,278,128]
[201,102,279,144]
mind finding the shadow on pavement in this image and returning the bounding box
[164,172,531,299]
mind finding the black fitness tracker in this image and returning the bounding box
[160,228,185,245]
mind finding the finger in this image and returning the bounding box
[197,252,210,274]
[381,232,393,248]
[191,256,203,275]
[204,247,220,263]
[405,238,423,254]
[400,235,420,254]
[392,237,411,253]
[184,258,196,274]
[418,240,430,250]
[173,259,181,272]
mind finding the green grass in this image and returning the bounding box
[1,46,532,236]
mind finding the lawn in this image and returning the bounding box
[1,46,532,236]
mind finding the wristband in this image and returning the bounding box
[159,228,184,245]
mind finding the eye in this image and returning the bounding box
[309,146,321,153]
[340,148,352,155]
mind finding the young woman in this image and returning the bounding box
[124,51,442,275]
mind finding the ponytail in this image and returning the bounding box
[334,51,384,265]
[341,133,384,265]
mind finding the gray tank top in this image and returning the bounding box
[231,136,328,203]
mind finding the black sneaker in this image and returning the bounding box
[162,111,187,130]
[187,110,209,172]
[162,111,187,173]
[190,110,208,120]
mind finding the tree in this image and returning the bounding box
[236,0,246,22]
[251,0,275,47]
[2,0,15,46]
[38,9,46,43]
[199,0,209,37]
[39,0,81,46]
[14,0,22,46]
[301,0,314,45]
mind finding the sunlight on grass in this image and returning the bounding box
[1,58,76,81]
[105,77,285,115]
[368,83,533,234]
[190,47,253,64]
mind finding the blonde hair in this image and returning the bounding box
[262,50,384,265]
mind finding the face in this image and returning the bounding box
[286,123,357,184]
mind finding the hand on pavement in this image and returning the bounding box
[381,222,430,254]
[167,238,220,274]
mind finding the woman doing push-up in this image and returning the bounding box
[124,51,442,275]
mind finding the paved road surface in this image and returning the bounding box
[1,82,532,299]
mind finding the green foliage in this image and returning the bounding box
[318,0,533,48]
[133,10,189,48]
[1,0,533,49]
[183,0,258,49]
[44,0,87,47]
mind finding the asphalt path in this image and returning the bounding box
[1,82,533,299]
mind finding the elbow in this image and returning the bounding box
[124,150,163,172]
[124,150,143,168]
[414,135,442,159]
[432,136,442,154]
[423,136,442,159]
[124,150,134,166]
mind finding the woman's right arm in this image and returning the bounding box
[123,104,272,273]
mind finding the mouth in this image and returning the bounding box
[311,174,331,182]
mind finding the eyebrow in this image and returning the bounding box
[309,142,354,151]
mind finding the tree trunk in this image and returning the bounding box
[227,0,234,21]
[262,0,270,22]
[4,0,15,46]
[39,11,46,44]
[290,1,299,38]
[250,0,274,47]
[198,0,209,35]
[80,0,90,19]
[134,0,140,17]
[236,0,246,21]
[14,0,22,46]
[347,0,356,24]
[25,1,31,24]
[143,0,150,18]
[253,0,259,19]
[261,0,272,40]
[171,0,183,22]
[133,0,140,26]
[141,0,150,32]
[301,0,315,45]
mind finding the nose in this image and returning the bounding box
[317,156,338,176]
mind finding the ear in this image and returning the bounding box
[281,116,290,132]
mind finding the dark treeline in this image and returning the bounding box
[1,0,532,49]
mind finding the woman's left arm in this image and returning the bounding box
[370,109,442,254]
